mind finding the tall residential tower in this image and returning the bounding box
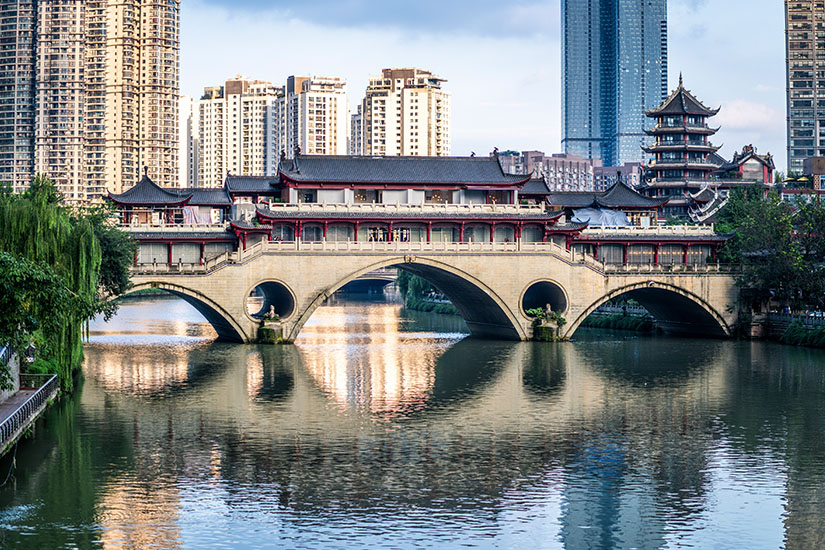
[786,1,822,173]
[351,68,451,156]
[0,0,180,202]
[562,0,668,167]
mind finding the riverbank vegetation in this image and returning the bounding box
[396,270,459,315]
[0,177,136,390]
[780,321,825,348]
[717,190,825,311]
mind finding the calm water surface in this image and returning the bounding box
[1,293,825,549]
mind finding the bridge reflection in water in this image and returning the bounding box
[2,296,824,549]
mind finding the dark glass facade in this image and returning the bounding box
[562,0,668,166]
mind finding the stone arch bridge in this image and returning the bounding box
[126,240,740,343]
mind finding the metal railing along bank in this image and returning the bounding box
[131,239,735,277]
[0,374,59,452]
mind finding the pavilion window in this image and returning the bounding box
[599,244,624,264]
[363,226,390,242]
[300,225,323,242]
[462,224,489,243]
[628,244,655,264]
[271,224,295,241]
[326,224,354,242]
[425,190,449,204]
[492,225,516,243]
[430,225,459,243]
[521,225,544,243]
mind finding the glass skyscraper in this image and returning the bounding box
[562,0,668,167]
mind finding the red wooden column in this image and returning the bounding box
[294,221,300,242]
[683,244,689,265]
[459,222,465,242]
[388,222,394,242]
[354,221,359,242]
[323,222,328,240]
[242,233,247,250]
[593,243,600,261]
[167,242,173,265]
[200,242,205,264]
[489,223,495,243]
[654,243,660,265]
[426,222,432,243]
[623,243,628,265]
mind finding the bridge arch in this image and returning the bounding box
[285,256,528,342]
[565,281,731,339]
[119,282,249,343]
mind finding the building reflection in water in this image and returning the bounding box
[6,297,825,549]
[296,298,448,416]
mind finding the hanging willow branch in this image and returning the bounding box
[0,176,117,390]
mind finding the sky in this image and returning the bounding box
[181,0,788,170]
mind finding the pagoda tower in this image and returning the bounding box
[640,76,721,217]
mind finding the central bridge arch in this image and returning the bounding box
[284,257,528,342]
[119,282,250,343]
[566,281,732,339]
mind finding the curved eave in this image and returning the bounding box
[230,222,273,235]
[644,126,719,136]
[280,172,532,189]
[643,145,722,154]
[107,194,193,207]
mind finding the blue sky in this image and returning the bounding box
[182,0,787,170]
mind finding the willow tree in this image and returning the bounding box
[0,175,134,389]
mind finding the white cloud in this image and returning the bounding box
[182,0,788,168]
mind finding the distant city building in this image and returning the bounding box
[0,0,36,194]
[277,76,349,157]
[1,0,180,203]
[785,1,823,173]
[593,163,643,192]
[803,156,825,190]
[351,68,450,156]
[562,0,668,166]
[494,150,594,191]
[180,96,197,188]
[198,76,282,188]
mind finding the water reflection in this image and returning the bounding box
[0,296,824,549]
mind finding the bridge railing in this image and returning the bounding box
[131,239,736,276]
[0,374,58,453]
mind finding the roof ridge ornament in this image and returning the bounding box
[679,72,683,88]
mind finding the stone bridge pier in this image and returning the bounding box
[128,245,740,343]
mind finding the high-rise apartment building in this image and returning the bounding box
[786,1,823,173]
[276,75,348,157]
[562,0,668,166]
[179,95,197,187]
[198,76,282,188]
[0,0,36,193]
[351,68,450,156]
[0,0,179,202]
[34,0,87,203]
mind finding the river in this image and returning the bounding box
[1,293,824,549]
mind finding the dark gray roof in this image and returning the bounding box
[279,155,530,187]
[255,205,561,222]
[108,175,192,205]
[129,231,236,241]
[646,79,719,118]
[226,175,281,193]
[547,182,666,209]
[183,187,232,206]
[520,177,553,196]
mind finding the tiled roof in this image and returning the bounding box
[129,230,236,241]
[255,205,562,222]
[646,78,719,117]
[520,177,553,196]
[226,175,281,193]
[184,187,232,206]
[547,182,665,209]
[108,175,192,205]
[278,155,531,187]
